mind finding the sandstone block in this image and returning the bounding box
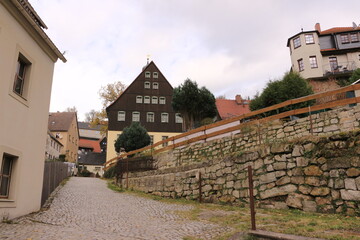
[259,172,276,184]
[310,187,330,196]
[287,162,296,169]
[226,181,235,189]
[346,168,360,177]
[286,194,303,209]
[331,190,340,200]
[292,145,303,157]
[274,202,289,210]
[254,159,264,170]
[303,200,317,212]
[266,164,274,172]
[356,176,360,190]
[296,157,309,167]
[340,189,360,201]
[304,165,323,176]
[315,197,331,205]
[274,162,286,170]
[292,167,303,176]
[329,170,339,178]
[276,176,291,186]
[291,176,305,184]
[344,178,357,190]
[259,184,297,199]
[271,143,292,154]
[275,171,286,178]
[305,177,321,186]
[334,179,345,189]
[274,155,286,162]
[232,190,240,198]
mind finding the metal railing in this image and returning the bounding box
[104,84,360,170]
[323,61,357,76]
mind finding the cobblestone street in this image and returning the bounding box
[0,177,229,240]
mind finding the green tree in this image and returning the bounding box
[114,122,151,154]
[348,68,360,85]
[250,72,313,116]
[172,79,217,130]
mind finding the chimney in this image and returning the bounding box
[235,95,242,105]
[315,23,321,32]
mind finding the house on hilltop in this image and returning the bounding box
[0,0,65,219]
[106,61,183,162]
[48,112,79,163]
[287,22,360,93]
[78,122,105,153]
[216,95,251,120]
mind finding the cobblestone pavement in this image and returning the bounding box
[0,177,230,240]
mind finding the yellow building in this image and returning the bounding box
[48,112,79,163]
[106,61,184,162]
[0,0,65,219]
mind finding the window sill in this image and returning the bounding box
[8,91,29,108]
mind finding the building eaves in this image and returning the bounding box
[10,0,66,62]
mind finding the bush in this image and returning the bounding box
[114,122,151,153]
[103,165,116,179]
[79,169,91,177]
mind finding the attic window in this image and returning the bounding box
[159,97,166,104]
[144,81,150,89]
[144,96,150,104]
[145,71,151,78]
[153,72,158,78]
[153,82,159,89]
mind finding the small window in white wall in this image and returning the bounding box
[293,36,301,49]
[161,113,169,123]
[305,34,314,44]
[144,96,150,104]
[132,112,140,122]
[153,72,158,78]
[147,112,155,122]
[152,96,158,104]
[149,135,154,145]
[145,71,151,78]
[144,81,150,89]
[175,113,183,123]
[118,111,125,121]
[136,96,143,103]
[159,97,166,104]
[153,82,159,89]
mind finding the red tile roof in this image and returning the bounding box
[79,139,101,153]
[216,99,251,120]
[320,27,355,35]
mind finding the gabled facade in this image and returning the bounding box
[78,122,104,153]
[287,22,360,93]
[0,0,65,219]
[48,112,79,163]
[106,61,183,161]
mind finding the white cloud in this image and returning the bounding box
[30,0,360,120]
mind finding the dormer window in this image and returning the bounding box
[145,71,151,78]
[293,36,301,49]
[144,81,150,89]
[153,72,158,78]
[153,82,159,89]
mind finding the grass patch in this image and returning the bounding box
[107,181,125,193]
[106,181,360,240]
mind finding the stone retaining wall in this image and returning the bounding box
[117,106,360,215]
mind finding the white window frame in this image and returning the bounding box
[117,111,125,121]
[146,112,155,122]
[161,113,169,123]
[153,72,158,78]
[145,71,151,78]
[298,58,304,72]
[162,136,168,147]
[159,97,166,104]
[153,82,159,89]
[144,81,151,89]
[144,96,150,104]
[175,113,183,123]
[151,96,158,104]
[293,36,301,49]
[305,34,314,44]
[0,154,15,199]
[136,96,143,104]
[132,112,140,122]
[309,56,318,69]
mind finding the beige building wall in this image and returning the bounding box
[106,130,181,163]
[289,33,324,79]
[45,133,62,160]
[51,118,79,163]
[85,165,104,176]
[0,1,64,219]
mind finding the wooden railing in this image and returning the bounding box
[104,84,360,170]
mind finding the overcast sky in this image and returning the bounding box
[31,0,360,121]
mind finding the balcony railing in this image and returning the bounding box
[323,61,357,76]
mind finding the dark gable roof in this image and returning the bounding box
[78,152,106,165]
[106,61,173,111]
[48,112,77,132]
